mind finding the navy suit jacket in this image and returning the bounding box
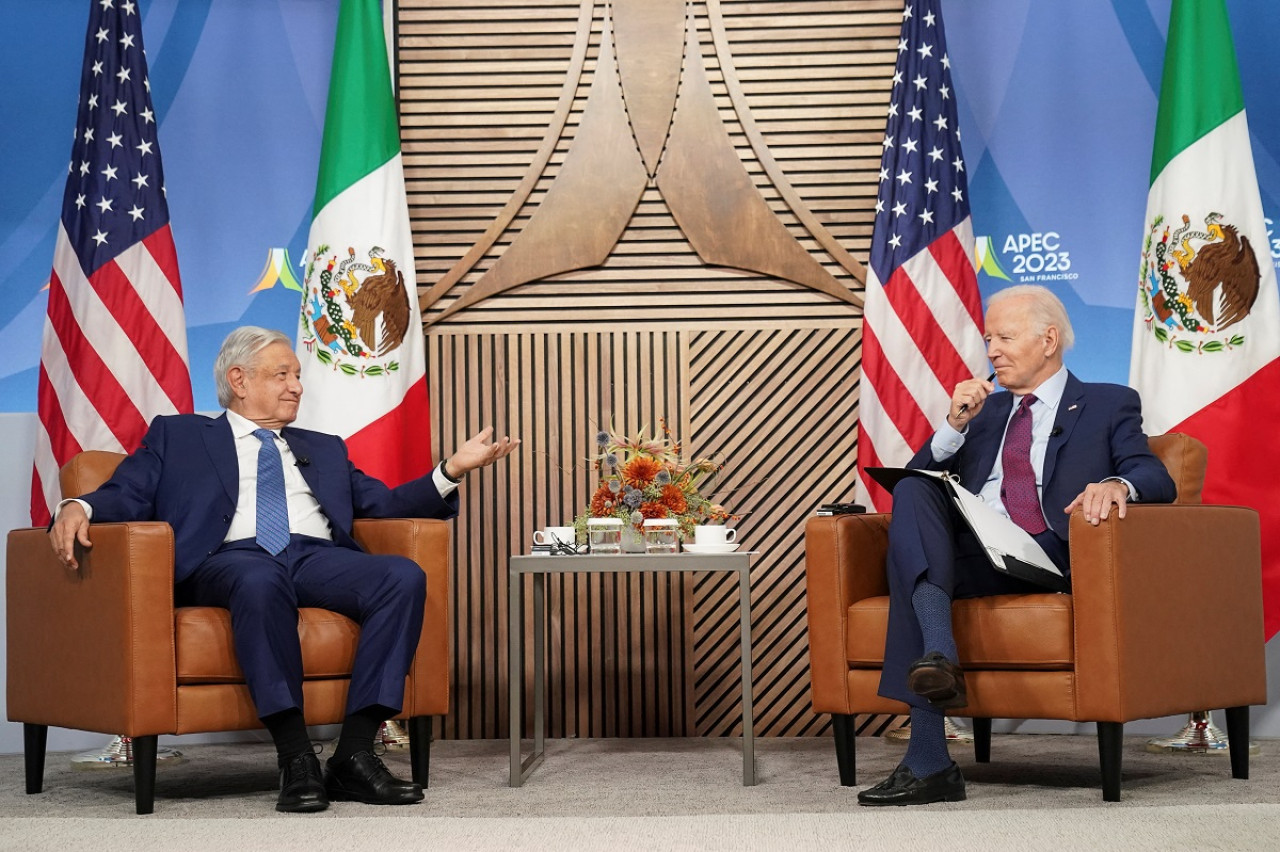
[82,413,458,582]
[907,372,1176,541]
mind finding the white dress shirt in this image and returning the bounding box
[928,367,1134,523]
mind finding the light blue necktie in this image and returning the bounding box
[253,428,290,555]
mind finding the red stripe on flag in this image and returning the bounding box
[855,427,892,511]
[143,226,185,298]
[343,375,434,488]
[90,256,193,413]
[1172,357,1280,640]
[30,471,52,528]
[46,270,149,450]
[882,262,972,391]
[36,363,84,466]
[928,230,984,327]
[861,323,933,454]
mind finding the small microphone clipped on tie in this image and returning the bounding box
[1049,427,1063,438]
[295,456,311,468]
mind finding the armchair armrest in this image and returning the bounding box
[352,518,450,717]
[6,523,178,736]
[1069,504,1267,721]
[804,514,892,713]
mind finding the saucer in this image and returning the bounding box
[683,543,740,554]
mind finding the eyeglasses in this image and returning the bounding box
[547,535,582,556]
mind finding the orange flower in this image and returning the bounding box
[659,483,687,514]
[589,484,614,516]
[639,501,669,520]
[621,456,663,486]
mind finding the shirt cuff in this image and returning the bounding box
[433,462,460,497]
[54,498,93,521]
[930,419,967,463]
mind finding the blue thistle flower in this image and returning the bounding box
[596,430,610,446]
[623,489,643,509]
[655,470,671,485]
[605,453,619,468]
[608,479,622,494]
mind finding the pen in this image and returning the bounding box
[957,372,997,415]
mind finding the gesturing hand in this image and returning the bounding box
[445,427,521,477]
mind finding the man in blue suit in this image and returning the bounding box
[48,327,519,813]
[857,285,1176,806]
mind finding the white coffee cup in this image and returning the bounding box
[694,525,737,546]
[534,526,577,547]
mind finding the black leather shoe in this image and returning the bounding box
[857,762,966,806]
[276,750,328,813]
[325,751,424,805]
[907,652,968,709]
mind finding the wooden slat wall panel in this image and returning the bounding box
[402,1,900,738]
[688,327,859,736]
[429,330,696,739]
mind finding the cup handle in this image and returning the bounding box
[724,529,736,542]
[533,531,548,545]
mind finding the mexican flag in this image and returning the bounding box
[1130,0,1280,638]
[294,0,432,486]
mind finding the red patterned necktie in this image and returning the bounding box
[1001,394,1047,534]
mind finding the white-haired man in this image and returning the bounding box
[860,285,1175,805]
[50,326,518,812]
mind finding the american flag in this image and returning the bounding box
[31,0,192,525]
[856,0,988,510]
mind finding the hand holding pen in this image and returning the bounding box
[947,371,997,430]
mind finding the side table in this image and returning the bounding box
[508,551,756,786]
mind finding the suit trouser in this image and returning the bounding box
[877,477,1069,709]
[176,535,426,719]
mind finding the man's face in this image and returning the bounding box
[983,296,1060,395]
[228,341,303,429]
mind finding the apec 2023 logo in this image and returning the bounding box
[974,232,1077,283]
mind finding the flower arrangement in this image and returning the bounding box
[574,419,733,543]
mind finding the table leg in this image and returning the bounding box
[533,572,546,759]
[739,564,756,785]
[509,563,522,786]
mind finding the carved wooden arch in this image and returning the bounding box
[424,0,863,322]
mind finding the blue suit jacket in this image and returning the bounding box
[907,372,1176,540]
[82,413,458,582]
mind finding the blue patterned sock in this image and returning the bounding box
[912,580,958,663]
[902,706,952,777]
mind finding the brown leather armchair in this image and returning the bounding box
[7,450,450,814]
[804,433,1267,800]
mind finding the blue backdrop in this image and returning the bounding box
[3,0,1278,407]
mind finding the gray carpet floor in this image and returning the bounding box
[1,734,1276,850]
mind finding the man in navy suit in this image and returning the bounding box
[48,327,519,813]
[857,286,1176,806]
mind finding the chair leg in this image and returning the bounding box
[408,716,432,788]
[23,724,48,795]
[131,736,158,815]
[1224,706,1250,780]
[1097,721,1123,802]
[971,717,992,763]
[831,713,857,786]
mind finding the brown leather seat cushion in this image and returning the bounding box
[175,607,360,684]
[846,593,1074,670]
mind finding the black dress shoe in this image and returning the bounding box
[277,750,328,813]
[857,762,966,806]
[907,652,968,709]
[325,751,424,805]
